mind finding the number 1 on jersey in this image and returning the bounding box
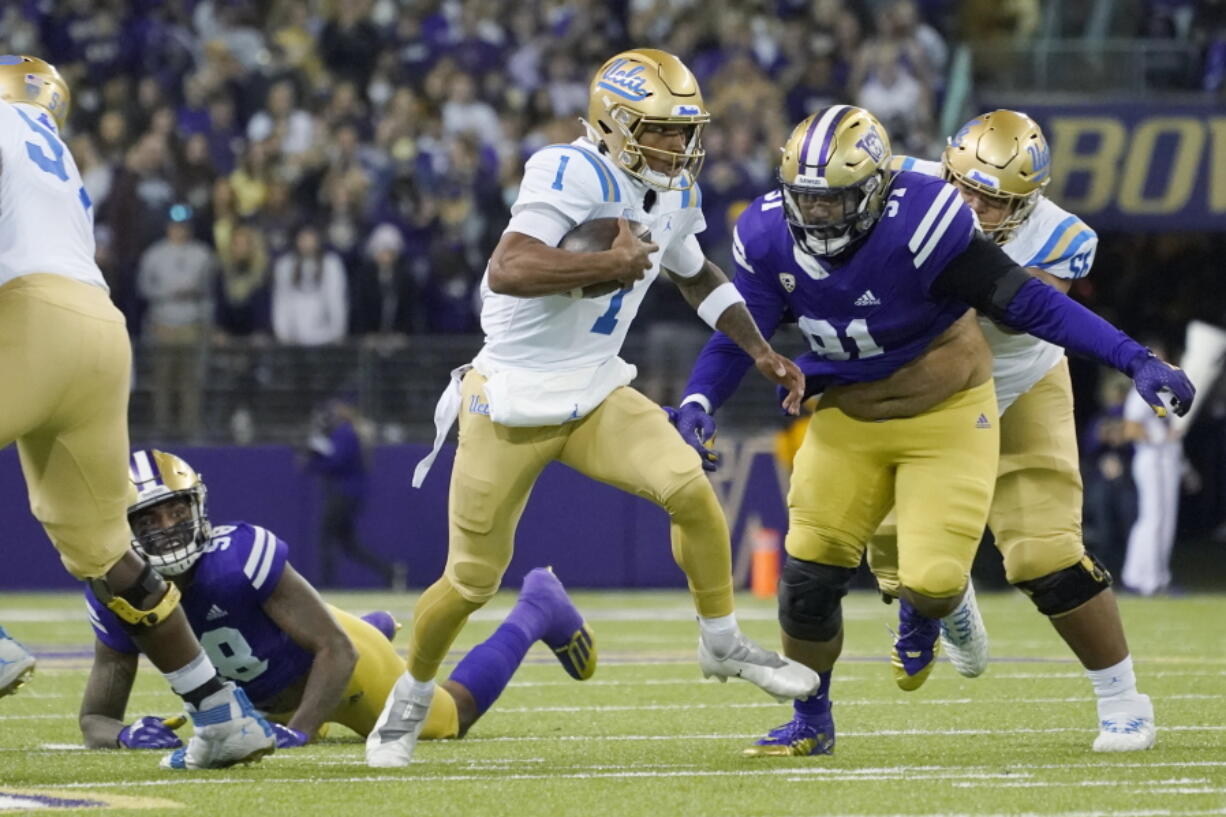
[590,288,627,335]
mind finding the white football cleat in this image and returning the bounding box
[0,633,36,698]
[939,579,989,678]
[1093,692,1156,752]
[698,631,820,702]
[366,672,434,768]
[160,682,275,769]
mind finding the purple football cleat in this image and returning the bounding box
[744,702,836,757]
[361,611,400,643]
[891,598,941,691]
[519,567,596,681]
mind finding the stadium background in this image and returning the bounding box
[2,0,1225,592]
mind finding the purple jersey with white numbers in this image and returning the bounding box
[685,170,978,410]
[84,522,312,707]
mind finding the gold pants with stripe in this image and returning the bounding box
[0,275,133,579]
[788,379,1000,598]
[408,369,732,680]
[870,359,1085,594]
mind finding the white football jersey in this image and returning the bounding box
[474,137,706,374]
[0,100,105,290]
[897,157,1097,413]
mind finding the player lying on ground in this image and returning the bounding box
[864,110,1156,751]
[79,450,594,752]
[673,105,1193,757]
[0,55,272,768]
[374,48,818,769]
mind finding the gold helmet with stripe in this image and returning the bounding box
[128,450,212,577]
[779,105,892,257]
[584,48,709,192]
[0,55,70,127]
[942,110,1051,244]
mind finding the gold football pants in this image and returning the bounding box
[408,369,732,681]
[0,275,133,579]
[870,360,1085,594]
[266,607,460,739]
[787,379,1000,599]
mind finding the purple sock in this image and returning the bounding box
[502,596,550,642]
[447,622,534,715]
[794,671,832,720]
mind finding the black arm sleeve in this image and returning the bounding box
[930,232,1034,322]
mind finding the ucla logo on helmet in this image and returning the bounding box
[1027,142,1051,181]
[855,126,886,162]
[672,104,701,116]
[598,58,649,99]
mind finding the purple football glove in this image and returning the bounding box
[117,715,185,749]
[1127,352,1195,418]
[270,722,310,748]
[664,402,720,472]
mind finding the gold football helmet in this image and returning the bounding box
[779,105,892,257]
[584,48,709,191]
[0,55,70,127]
[128,450,213,577]
[942,110,1050,243]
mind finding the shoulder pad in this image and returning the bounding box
[524,143,625,204]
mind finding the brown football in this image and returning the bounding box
[559,218,651,298]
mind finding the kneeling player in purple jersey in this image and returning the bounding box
[79,450,595,755]
[670,105,1194,757]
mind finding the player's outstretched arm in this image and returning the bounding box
[80,640,163,749]
[261,564,358,742]
[934,234,1196,417]
[668,259,804,414]
[487,218,658,298]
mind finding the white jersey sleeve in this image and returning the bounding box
[659,180,707,278]
[0,100,106,290]
[504,144,629,247]
[1012,199,1097,280]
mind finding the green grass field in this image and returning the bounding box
[2,589,1224,816]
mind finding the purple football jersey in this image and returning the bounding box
[685,171,977,409]
[85,522,313,707]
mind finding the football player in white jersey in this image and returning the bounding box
[367,48,817,768]
[875,110,1155,751]
[0,56,275,768]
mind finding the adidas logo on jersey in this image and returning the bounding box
[854,290,881,307]
[975,414,992,429]
[206,604,228,621]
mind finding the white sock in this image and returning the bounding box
[1086,655,1138,700]
[164,651,220,696]
[403,673,435,698]
[698,613,739,656]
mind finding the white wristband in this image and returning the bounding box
[679,393,712,413]
[696,281,746,329]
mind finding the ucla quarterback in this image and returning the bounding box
[369,48,817,768]
[675,105,1193,757]
[863,110,1156,752]
[81,450,594,755]
[0,57,273,768]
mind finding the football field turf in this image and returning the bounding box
[2,589,1224,816]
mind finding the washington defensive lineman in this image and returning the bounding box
[81,450,596,753]
[863,110,1159,751]
[368,49,818,768]
[0,56,273,767]
[674,105,1193,757]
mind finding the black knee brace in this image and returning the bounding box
[777,557,855,642]
[88,560,181,628]
[1013,553,1112,617]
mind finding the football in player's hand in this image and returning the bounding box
[560,218,651,298]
